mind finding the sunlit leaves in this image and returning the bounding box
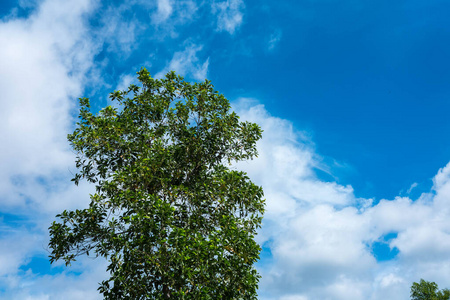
[411,279,450,300]
[48,68,264,299]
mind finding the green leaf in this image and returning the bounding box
[48,68,265,299]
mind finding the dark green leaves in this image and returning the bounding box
[411,279,450,300]
[49,68,265,299]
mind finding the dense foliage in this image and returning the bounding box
[48,68,265,299]
[411,279,450,300]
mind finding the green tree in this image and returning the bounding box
[411,279,450,300]
[48,68,265,299]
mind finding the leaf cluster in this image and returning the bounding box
[411,279,450,300]
[48,68,265,299]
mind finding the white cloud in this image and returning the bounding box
[232,98,450,300]
[98,3,144,56]
[151,0,173,24]
[0,0,108,297]
[406,182,418,194]
[0,231,39,277]
[155,43,209,80]
[3,257,108,300]
[0,0,97,208]
[3,0,450,298]
[116,73,137,91]
[0,0,210,296]
[379,273,404,288]
[212,0,244,34]
[146,0,197,38]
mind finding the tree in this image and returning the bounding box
[48,68,265,299]
[411,279,450,300]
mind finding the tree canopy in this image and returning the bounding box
[411,279,450,300]
[48,68,265,299]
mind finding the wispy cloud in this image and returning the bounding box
[407,182,418,194]
[151,0,173,24]
[212,0,244,34]
[99,3,143,55]
[268,29,282,51]
[147,0,197,37]
[155,43,209,80]
[116,73,138,91]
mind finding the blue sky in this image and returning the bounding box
[2,0,450,299]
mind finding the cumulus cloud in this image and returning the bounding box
[3,257,108,300]
[233,98,450,300]
[155,43,209,80]
[3,0,450,299]
[0,0,96,208]
[211,0,244,34]
[0,0,105,297]
[0,0,210,296]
